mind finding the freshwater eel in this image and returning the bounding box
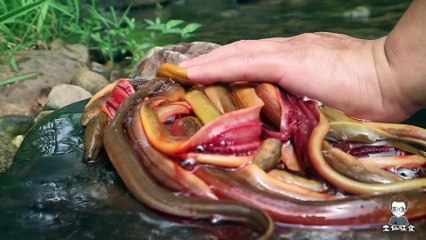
[103,79,274,239]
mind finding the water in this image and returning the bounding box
[130,0,411,44]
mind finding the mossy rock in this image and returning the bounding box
[0,115,34,139]
[0,135,17,175]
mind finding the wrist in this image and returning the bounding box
[382,0,426,116]
[371,37,421,122]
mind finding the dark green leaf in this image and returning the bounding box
[47,1,74,17]
[0,0,48,24]
[36,3,49,33]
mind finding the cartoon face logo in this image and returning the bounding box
[388,194,410,226]
[383,194,416,232]
[391,201,407,218]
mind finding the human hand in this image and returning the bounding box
[180,33,416,122]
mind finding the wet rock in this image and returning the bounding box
[0,135,17,175]
[46,84,92,110]
[0,115,34,139]
[50,38,90,64]
[0,50,86,117]
[104,60,132,81]
[343,6,370,19]
[71,69,110,95]
[11,135,24,148]
[131,42,220,79]
[35,110,54,123]
[90,61,111,78]
[220,9,241,18]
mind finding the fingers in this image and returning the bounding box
[181,38,291,68]
[186,52,289,85]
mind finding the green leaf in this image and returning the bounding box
[120,5,133,25]
[164,28,182,34]
[72,0,80,24]
[0,1,7,11]
[147,24,165,32]
[144,19,155,26]
[36,2,49,33]
[88,7,112,27]
[0,23,12,37]
[90,32,101,42]
[0,0,48,24]
[155,2,163,12]
[155,17,161,25]
[47,1,74,17]
[182,23,202,35]
[125,17,135,29]
[8,54,19,72]
[165,19,184,30]
[110,7,118,24]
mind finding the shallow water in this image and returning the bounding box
[130,0,411,44]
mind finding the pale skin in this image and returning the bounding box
[181,0,426,123]
[391,202,407,218]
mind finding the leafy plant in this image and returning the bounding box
[145,18,202,39]
[0,0,80,49]
[0,0,80,71]
[78,2,136,65]
[0,0,202,76]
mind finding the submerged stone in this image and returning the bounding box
[0,135,17,175]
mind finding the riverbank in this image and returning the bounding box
[0,39,127,175]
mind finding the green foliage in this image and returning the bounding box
[145,18,202,39]
[0,0,202,78]
[78,2,136,65]
[0,0,79,50]
[128,17,201,64]
[0,0,80,72]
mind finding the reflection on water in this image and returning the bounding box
[130,0,411,44]
[24,113,83,156]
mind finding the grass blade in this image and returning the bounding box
[8,53,19,72]
[0,72,39,86]
[0,0,48,24]
[48,1,74,17]
[36,2,49,33]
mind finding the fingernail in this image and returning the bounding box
[186,66,202,81]
[186,66,194,78]
[179,60,191,67]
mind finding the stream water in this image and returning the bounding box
[130,0,411,44]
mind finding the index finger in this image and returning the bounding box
[180,38,291,68]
